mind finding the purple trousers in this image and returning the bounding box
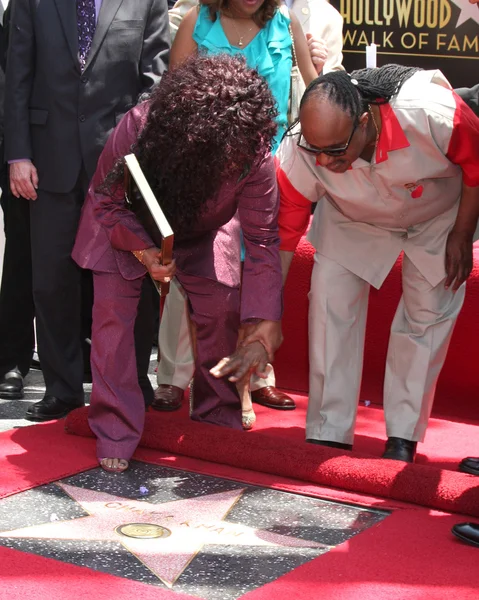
[89,271,242,461]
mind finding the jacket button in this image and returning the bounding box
[79,114,86,122]
[80,76,88,84]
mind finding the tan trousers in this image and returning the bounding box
[157,277,275,390]
[307,252,465,445]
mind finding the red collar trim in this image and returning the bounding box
[375,103,410,163]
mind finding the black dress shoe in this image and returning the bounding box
[452,522,479,547]
[0,370,24,400]
[25,395,84,422]
[382,437,417,463]
[459,457,479,476]
[306,439,353,451]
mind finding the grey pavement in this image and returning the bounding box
[0,356,158,434]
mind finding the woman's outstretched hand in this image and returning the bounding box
[210,341,269,383]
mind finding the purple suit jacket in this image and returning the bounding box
[72,103,283,322]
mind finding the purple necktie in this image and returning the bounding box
[77,0,96,71]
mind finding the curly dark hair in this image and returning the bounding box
[100,54,277,236]
[200,0,280,28]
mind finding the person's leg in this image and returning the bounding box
[0,181,35,383]
[156,277,195,388]
[179,272,242,429]
[29,183,86,407]
[89,272,145,462]
[306,253,370,446]
[250,366,275,391]
[383,255,465,442]
[134,276,156,406]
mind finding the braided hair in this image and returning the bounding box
[301,64,422,121]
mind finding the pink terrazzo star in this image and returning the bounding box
[0,483,326,587]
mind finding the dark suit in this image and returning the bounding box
[4,0,169,405]
[0,2,35,380]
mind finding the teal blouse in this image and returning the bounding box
[193,5,292,155]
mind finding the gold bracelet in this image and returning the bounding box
[132,249,146,265]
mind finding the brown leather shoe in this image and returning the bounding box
[151,385,183,412]
[251,386,296,410]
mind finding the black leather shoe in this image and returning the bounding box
[306,439,353,451]
[382,437,417,463]
[459,457,479,476]
[25,395,84,422]
[0,370,24,400]
[452,522,479,547]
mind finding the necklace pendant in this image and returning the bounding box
[238,38,244,47]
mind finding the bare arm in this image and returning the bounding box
[290,12,317,87]
[444,183,479,291]
[169,7,199,68]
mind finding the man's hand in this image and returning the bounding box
[10,161,39,200]
[306,34,328,75]
[240,320,283,363]
[210,341,269,383]
[444,229,473,292]
[142,248,176,282]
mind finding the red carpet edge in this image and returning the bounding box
[65,407,479,518]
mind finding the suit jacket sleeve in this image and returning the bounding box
[168,0,196,42]
[311,0,344,73]
[238,152,283,323]
[4,0,35,161]
[139,0,171,94]
[91,106,155,252]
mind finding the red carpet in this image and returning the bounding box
[63,403,479,518]
[2,506,479,600]
[3,236,479,597]
[1,423,479,600]
[2,418,479,599]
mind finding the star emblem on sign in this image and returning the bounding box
[0,483,327,588]
[449,0,479,27]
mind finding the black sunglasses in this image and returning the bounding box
[296,122,358,157]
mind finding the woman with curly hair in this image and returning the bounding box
[72,54,283,473]
[171,0,319,154]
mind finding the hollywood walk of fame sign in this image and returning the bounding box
[0,463,388,599]
[331,0,479,88]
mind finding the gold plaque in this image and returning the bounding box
[116,523,172,539]
[301,7,309,14]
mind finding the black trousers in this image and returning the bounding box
[135,276,156,406]
[31,169,155,406]
[30,171,92,403]
[0,168,35,378]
